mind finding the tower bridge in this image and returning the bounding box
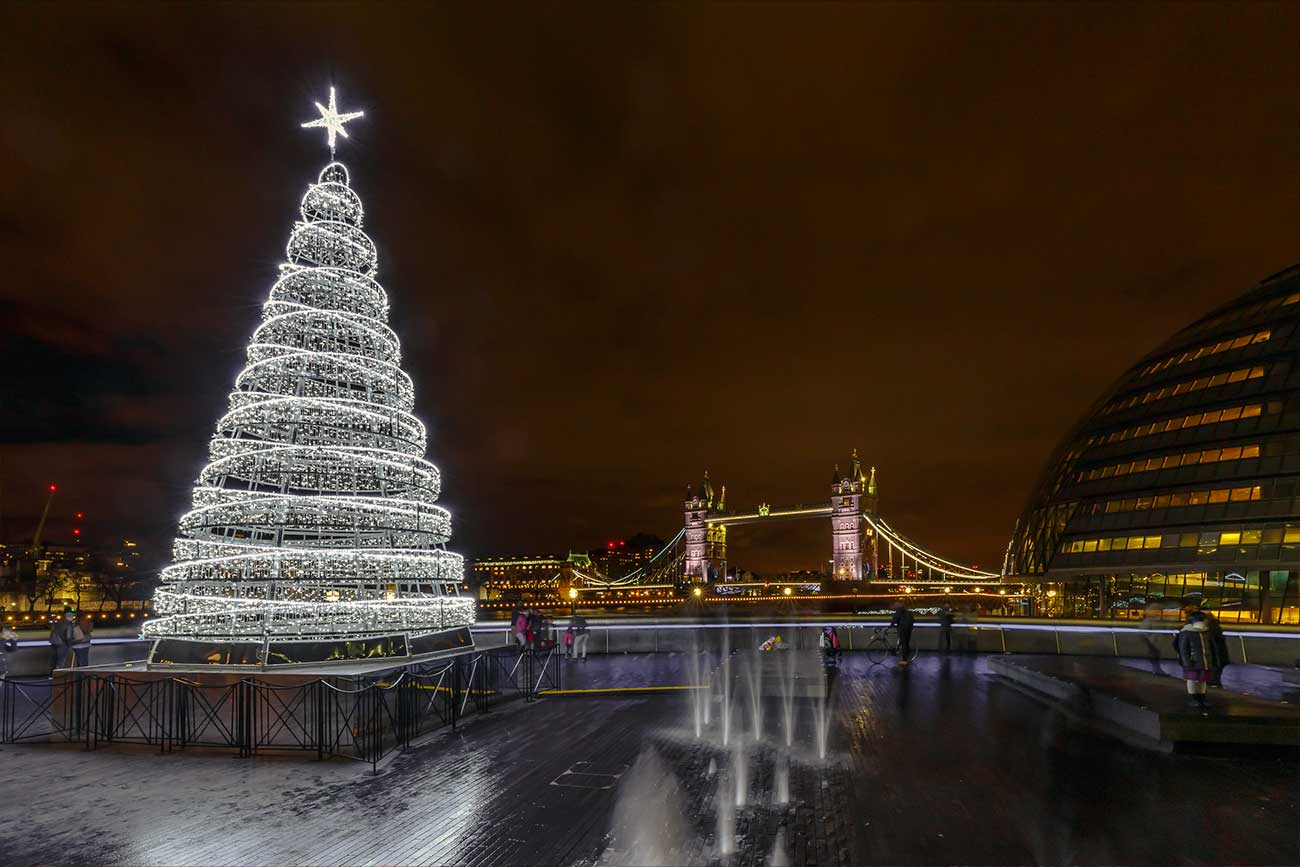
[565,451,1001,593]
[579,451,1001,591]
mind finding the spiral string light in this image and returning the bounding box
[144,103,472,645]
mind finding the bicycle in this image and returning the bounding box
[865,626,918,665]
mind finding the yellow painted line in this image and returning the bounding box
[538,685,709,695]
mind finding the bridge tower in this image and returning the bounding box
[684,471,724,581]
[865,465,879,579]
[830,450,869,580]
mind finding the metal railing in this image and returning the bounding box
[0,645,561,771]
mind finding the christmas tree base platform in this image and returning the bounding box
[142,625,475,674]
[7,644,559,769]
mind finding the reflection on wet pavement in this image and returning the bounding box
[0,651,1294,866]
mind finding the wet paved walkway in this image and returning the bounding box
[0,652,1295,866]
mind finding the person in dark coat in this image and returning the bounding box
[1201,610,1230,687]
[48,608,75,673]
[938,606,954,653]
[890,602,915,666]
[1174,610,1213,709]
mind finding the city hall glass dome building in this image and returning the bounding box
[1006,266,1300,624]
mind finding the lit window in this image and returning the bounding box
[1219,531,1241,546]
[1106,366,1267,413]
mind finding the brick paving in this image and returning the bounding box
[0,651,1295,866]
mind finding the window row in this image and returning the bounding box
[1138,329,1271,378]
[1085,485,1263,515]
[1062,525,1300,554]
[1040,569,1298,624]
[1103,366,1267,415]
[1089,403,1267,447]
[1176,287,1298,346]
[1079,444,1260,481]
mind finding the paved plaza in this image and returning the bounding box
[0,652,1295,866]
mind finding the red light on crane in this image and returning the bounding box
[76,513,84,520]
[48,484,57,492]
[72,528,81,536]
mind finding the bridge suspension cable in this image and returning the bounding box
[863,514,1000,583]
[573,527,687,588]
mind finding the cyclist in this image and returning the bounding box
[890,602,915,666]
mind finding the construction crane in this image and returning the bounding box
[30,484,57,551]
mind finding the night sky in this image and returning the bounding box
[2,3,1299,575]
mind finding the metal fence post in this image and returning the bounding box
[368,683,383,772]
[315,680,326,761]
[450,661,460,732]
[237,679,252,758]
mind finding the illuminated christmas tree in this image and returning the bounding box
[144,89,473,665]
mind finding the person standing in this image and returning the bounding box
[508,604,523,646]
[1,623,18,680]
[72,613,94,668]
[1201,609,1230,688]
[890,602,915,666]
[1139,602,1164,675]
[511,608,528,650]
[820,626,841,667]
[525,609,542,651]
[938,606,954,654]
[572,613,590,661]
[48,608,75,673]
[1175,610,1213,710]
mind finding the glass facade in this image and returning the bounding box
[1007,265,1300,624]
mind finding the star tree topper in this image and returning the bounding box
[301,86,365,157]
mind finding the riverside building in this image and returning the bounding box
[1006,267,1300,624]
